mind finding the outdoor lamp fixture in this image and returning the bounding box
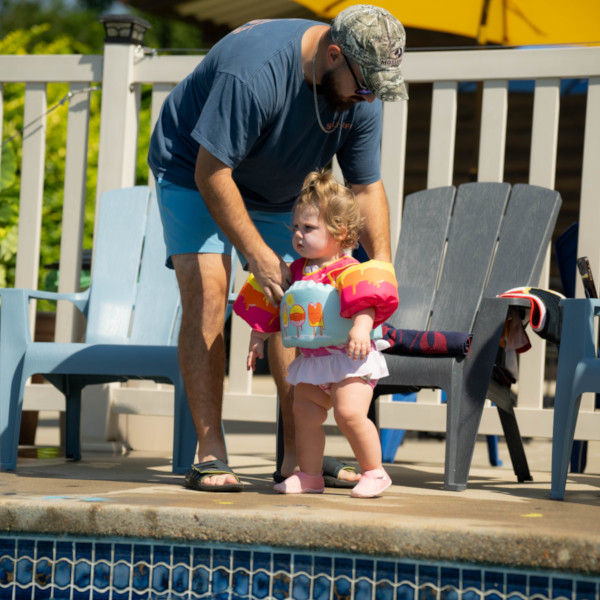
[99,14,151,45]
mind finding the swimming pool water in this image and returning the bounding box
[0,534,598,600]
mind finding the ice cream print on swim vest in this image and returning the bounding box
[279,281,382,348]
[232,260,399,349]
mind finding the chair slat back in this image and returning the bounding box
[484,183,562,296]
[85,187,150,344]
[389,182,561,335]
[429,182,510,332]
[129,187,181,345]
[85,186,181,346]
[389,186,455,329]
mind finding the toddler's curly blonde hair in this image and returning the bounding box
[293,169,362,249]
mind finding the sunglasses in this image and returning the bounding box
[342,53,372,96]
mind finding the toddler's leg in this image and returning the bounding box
[331,378,391,498]
[273,382,330,494]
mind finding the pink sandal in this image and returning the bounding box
[273,472,325,494]
[350,469,391,498]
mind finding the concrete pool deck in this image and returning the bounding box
[1,419,600,576]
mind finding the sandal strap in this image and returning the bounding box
[190,460,240,483]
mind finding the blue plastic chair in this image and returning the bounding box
[0,186,198,473]
[553,222,599,473]
[550,298,600,499]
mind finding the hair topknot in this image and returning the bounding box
[294,169,362,249]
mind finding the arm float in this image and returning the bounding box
[233,274,281,333]
[337,260,399,326]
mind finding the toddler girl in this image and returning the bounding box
[234,170,399,498]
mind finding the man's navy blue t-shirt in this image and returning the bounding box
[148,18,383,212]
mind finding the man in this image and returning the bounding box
[148,4,408,491]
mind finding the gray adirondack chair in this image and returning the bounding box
[0,186,198,472]
[374,182,562,491]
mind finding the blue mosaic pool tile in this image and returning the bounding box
[395,580,415,600]
[274,551,291,573]
[17,538,34,557]
[76,540,92,560]
[576,579,597,600]
[132,561,150,591]
[191,562,210,595]
[16,555,33,586]
[485,569,505,600]
[0,558,12,589]
[396,561,416,600]
[291,571,311,600]
[114,560,131,590]
[36,556,53,587]
[554,577,574,598]
[152,562,171,593]
[94,559,112,590]
[462,567,483,600]
[0,539,13,557]
[356,576,373,600]
[333,573,352,599]
[272,571,289,599]
[253,550,271,572]
[154,543,172,565]
[335,555,353,578]
[313,573,331,600]
[173,562,190,593]
[293,552,312,576]
[375,578,395,600]
[252,568,271,599]
[441,565,460,594]
[0,535,599,600]
[234,549,251,569]
[507,571,528,598]
[419,562,439,598]
[213,564,232,598]
[232,568,250,598]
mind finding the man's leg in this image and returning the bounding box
[173,252,236,487]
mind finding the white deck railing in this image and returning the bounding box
[3,39,600,443]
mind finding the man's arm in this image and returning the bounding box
[194,146,292,303]
[350,179,392,262]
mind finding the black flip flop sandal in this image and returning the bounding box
[273,457,359,488]
[185,459,243,493]
[322,456,359,488]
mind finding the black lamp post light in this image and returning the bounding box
[99,14,152,45]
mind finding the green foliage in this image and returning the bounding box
[0,0,106,51]
[0,0,208,301]
[0,21,102,302]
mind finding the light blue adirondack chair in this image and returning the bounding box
[551,298,600,499]
[0,186,198,473]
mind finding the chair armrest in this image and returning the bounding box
[559,298,600,356]
[560,298,600,312]
[0,287,91,318]
[464,296,530,388]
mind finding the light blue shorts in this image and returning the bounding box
[155,178,297,269]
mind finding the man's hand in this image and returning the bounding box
[247,254,292,305]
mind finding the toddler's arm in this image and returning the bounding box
[347,308,376,361]
[247,330,271,371]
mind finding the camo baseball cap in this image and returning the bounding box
[331,4,408,102]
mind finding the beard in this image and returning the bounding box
[319,69,358,113]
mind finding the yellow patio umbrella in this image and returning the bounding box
[292,0,600,45]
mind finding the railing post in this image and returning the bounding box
[95,15,151,206]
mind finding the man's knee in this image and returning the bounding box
[174,253,231,320]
